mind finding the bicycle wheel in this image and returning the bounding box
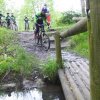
[34,33,39,45]
[42,33,50,51]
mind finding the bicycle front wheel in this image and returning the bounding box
[42,33,50,51]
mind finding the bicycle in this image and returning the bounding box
[34,24,50,51]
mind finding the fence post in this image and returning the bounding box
[54,32,63,68]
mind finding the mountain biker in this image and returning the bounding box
[34,10,47,37]
[24,16,29,30]
[0,11,4,26]
[6,13,11,28]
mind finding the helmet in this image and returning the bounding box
[44,3,47,7]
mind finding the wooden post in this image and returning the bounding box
[54,32,63,68]
[89,0,100,100]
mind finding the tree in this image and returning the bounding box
[18,0,54,30]
[0,0,5,12]
[89,0,100,100]
[80,0,86,16]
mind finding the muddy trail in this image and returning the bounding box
[18,31,53,60]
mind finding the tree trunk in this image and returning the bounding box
[60,17,87,38]
[80,0,86,16]
[89,0,100,100]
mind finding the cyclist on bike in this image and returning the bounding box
[6,13,11,28]
[24,16,29,30]
[0,11,4,26]
[34,10,47,37]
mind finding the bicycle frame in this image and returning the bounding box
[34,24,50,51]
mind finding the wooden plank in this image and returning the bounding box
[58,69,75,100]
[67,62,90,100]
[71,62,90,91]
[79,59,89,71]
[75,61,89,78]
[65,68,85,100]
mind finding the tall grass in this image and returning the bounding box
[41,58,59,81]
[69,32,89,58]
[0,27,39,78]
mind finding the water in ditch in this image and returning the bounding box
[0,85,65,100]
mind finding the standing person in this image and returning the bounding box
[0,11,4,26]
[6,13,11,28]
[11,13,18,31]
[24,16,29,31]
[46,13,51,29]
[11,13,16,24]
[42,4,51,29]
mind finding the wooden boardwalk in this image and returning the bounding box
[58,52,90,100]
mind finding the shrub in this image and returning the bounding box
[0,28,39,78]
[41,58,59,81]
[57,11,81,25]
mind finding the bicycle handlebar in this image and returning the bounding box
[37,24,44,27]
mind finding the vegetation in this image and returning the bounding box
[0,28,39,81]
[41,58,59,81]
[67,32,89,58]
[0,0,89,83]
[56,11,81,25]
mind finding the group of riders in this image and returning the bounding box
[24,4,51,34]
[0,12,18,30]
[0,3,51,33]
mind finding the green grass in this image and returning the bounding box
[41,58,59,81]
[68,32,89,58]
[0,27,39,78]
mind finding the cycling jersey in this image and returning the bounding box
[6,15,11,21]
[34,13,46,24]
[24,17,29,23]
[11,15,15,22]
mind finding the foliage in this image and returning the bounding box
[0,0,5,11]
[14,46,38,76]
[56,11,81,25]
[0,28,39,77]
[19,0,54,31]
[41,58,59,81]
[69,32,89,58]
[0,28,15,46]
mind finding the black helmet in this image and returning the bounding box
[44,3,47,6]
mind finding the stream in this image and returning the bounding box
[0,85,65,100]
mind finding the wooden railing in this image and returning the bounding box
[54,17,87,68]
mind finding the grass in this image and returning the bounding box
[0,27,39,79]
[68,32,89,58]
[41,58,59,81]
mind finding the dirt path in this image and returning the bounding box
[18,31,53,61]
